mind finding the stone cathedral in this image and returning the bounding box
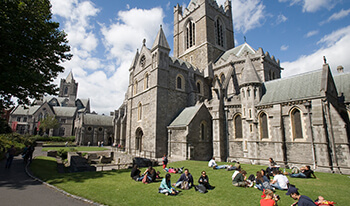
[56,0,350,174]
[110,0,350,174]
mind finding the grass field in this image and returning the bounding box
[41,147,109,152]
[30,157,350,206]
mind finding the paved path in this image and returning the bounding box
[0,147,92,206]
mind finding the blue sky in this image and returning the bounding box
[50,0,350,114]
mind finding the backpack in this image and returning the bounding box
[196,184,207,193]
[181,181,190,190]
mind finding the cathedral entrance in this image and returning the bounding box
[135,128,143,152]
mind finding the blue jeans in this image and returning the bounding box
[255,184,263,191]
[290,173,307,178]
[215,165,227,169]
[271,182,287,190]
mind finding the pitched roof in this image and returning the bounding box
[169,104,202,127]
[239,55,261,86]
[152,25,170,50]
[53,107,77,117]
[11,105,40,115]
[258,69,324,105]
[83,114,113,126]
[218,42,256,62]
[334,72,350,103]
[66,71,74,83]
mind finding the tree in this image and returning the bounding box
[0,0,72,109]
[39,115,60,135]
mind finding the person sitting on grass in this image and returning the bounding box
[162,154,168,170]
[130,165,141,181]
[198,171,213,190]
[232,170,248,187]
[290,165,317,179]
[286,186,316,206]
[208,157,228,169]
[159,173,178,196]
[271,170,289,190]
[260,189,278,206]
[175,168,193,189]
[255,171,273,191]
[141,166,155,184]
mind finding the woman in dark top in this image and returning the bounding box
[255,171,272,191]
[198,171,212,189]
[130,165,141,181]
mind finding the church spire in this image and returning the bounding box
[66,71,74,83]
[239,54,261,86]
[152,25,170,51]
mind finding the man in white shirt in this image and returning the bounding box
[271,170,289,190]
[208,157,227,169]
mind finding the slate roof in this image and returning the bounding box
[83,114,113,126]
[258,69,324,105]
[334,72,350,103]
[53,107,77,117]
[11,105,40,115]
[169,104,202,127]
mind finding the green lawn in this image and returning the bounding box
[30,157,350,206]
[41,146,109,152]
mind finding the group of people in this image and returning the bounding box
[130,165,161,184]
[130,155,334,205]
[5,144,35,169]
[158,169,214,195]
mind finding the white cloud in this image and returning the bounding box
[280,45,289,51]
[278,0,337,12]
[276,14,288,25]
[305,30,319,38]
[281,25,350,77]
[51,1,166,114]
[320,9,350,25]
[217,0,266,33]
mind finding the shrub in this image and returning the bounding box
[0,133,34,160]
[57,149,68,160]
[33,136,75,142]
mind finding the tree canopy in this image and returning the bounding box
[0,0,72,108]
[39,115,60,132]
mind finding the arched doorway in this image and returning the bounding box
[135,128,143,152]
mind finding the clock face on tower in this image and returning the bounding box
[140,55,146,67]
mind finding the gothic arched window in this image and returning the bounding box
[291,108,303,139]
[234,114,242,139]
[144,73,149,89]
[186,20,195,49]
[138,103,142,121]
[200,121,207,141]
[259,112,269,139]
[220,73,225,84]
[64,87,68,95]
[134,79,138,95]
[215,18,224,47]
[176,75,184,90]
[196,80,203,95]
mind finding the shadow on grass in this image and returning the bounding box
[30,157,131,184]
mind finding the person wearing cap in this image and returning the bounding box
[286,186,316,206]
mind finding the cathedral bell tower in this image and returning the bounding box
[59,71,78,106]
[173,0,234,71]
